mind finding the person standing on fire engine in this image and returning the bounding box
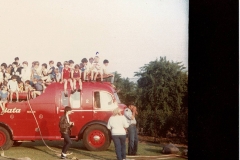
[59,106,74,159]
[124,102,139,155]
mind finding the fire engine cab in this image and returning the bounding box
[0,82,126,151]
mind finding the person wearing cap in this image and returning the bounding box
[59,106,74,159]
[124,102,139,155]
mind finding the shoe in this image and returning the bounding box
[61,155,66,159]
[77,89,82,92]
[71,90,76,94]
[91,80,96,83]
[64,93,68,97]
[61,153,66,159]
[16,100,19,102]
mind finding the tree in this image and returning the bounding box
[135,57,188,139]
[113,71,137,104]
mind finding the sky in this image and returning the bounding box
[0,0,188,78]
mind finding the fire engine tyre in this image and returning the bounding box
[83,124,111,151]
[0,126,14,150]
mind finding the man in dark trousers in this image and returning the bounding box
[59,106,74,159]
[124,102,138,155]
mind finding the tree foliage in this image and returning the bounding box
[113,57,188,140]
[134,57,188,139]
[113,71,137,104]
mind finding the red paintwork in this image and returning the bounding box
[0,82,126,148]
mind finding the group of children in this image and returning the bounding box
[0,56,114,115]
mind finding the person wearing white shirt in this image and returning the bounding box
[107,107,129,160]
[7,75,19,102]
[102,59,115,84]
[20,61,31,82]
[91,56,103,82]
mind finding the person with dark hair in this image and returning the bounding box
[15,57,23,72]
[102,59,115,84]
[33,79,44,98]
[81,58,90,82]
[57,62,63,74]
[61,61,74,97]
[71,64,82,92]
[59,106,74,159]
[31,61,41,81]
[10,62,21,83]
[1,63,7,82]
[68,60,74,71]
[48,60,55,81]
[41,63,51,82]
[14,57,20,67]
[124,102,139,155]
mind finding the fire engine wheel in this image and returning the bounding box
[83,124,111,151]
[0,126,13,150]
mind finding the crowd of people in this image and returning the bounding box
[0,56,114,115]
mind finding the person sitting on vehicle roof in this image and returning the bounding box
[48,60,56,81]
[10,62,22,83]
[102,59,115,84]
[91,56,103,83]
[71,64,82,92]
[7,75,19,103]
[32,78,45,98]
[31,61,42,81]
[61,61,74,97]
[0,85,9,115]
[54,68,61,82]
[24,80,35,99]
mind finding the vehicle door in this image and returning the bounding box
[93,91,118,121]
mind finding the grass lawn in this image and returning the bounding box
[1,140,187,160]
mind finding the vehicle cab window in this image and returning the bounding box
[61,91,81,108]
[94,91,117,110]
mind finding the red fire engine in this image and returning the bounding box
[0,82,125,151]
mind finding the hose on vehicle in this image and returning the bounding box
[26,93,61,154]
